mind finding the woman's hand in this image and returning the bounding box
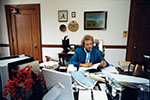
[79,62,93,67]
[99,61,107,67]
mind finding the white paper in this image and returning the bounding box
[40,61,59,69]
[103,73,149,85]
[79,63,100,71]
[78,90,91,100]
[68,51,75,54]
[102,66,119,74]
[93,90,108,100]
[79,90,108,100]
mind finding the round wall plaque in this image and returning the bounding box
[68,21,79,32]
[59,24,66,32]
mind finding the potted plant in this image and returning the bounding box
[3,66,44,100]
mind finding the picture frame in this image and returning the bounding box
[71,11,76,18]
[84,11,107,30]
[58,10,68,22]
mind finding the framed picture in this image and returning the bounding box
[84,11,107,30]
[71,11,76,18]
[58,10,68,22]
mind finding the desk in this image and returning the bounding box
[58,52,73,66]
[72,66,149,100]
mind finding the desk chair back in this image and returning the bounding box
[132,64,145,77]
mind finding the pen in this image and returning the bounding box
[91,90,94,100]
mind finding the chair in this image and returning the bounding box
[94,39,105,57]
[127,62,145,77]
[132,64,145,77]
[119,61,145,77]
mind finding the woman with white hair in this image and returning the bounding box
[68,34,109,69]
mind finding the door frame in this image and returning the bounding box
[5,4,42,62]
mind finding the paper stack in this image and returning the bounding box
[103,72,149,87]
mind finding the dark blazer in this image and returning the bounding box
[68,47,109,67]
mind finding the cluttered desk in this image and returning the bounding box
[40,62,150,100]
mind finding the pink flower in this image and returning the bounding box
[40,77,44,81]
[36,78,39,80]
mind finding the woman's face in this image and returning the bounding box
[84,40,93,52]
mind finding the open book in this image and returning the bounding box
[79,63,100,71]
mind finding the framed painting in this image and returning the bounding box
[58,10,68,22]
[84,11,107,30]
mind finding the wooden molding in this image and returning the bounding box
[103,45,127,49]
[42,44,127,49]
[0,44,126,49]
[0,44,9,47]
[42,44,62,48]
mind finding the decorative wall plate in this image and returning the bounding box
[68,21,79,32]
[59,24,66,32]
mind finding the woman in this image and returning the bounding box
[68,34,109,68]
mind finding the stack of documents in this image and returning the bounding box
[40,61,59,69]
[119,61,134,72]
[103,72,150,87]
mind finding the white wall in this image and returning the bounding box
[0,0,130,66]
[0,47,10,57]
[105,48,126,66]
